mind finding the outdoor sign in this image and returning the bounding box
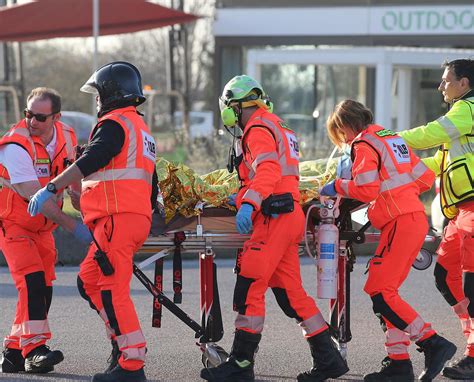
[214,5,474,36]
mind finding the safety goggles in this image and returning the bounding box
[23,108,58,122]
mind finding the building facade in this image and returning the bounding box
[213,0,474,158]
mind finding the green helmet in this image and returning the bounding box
[219,75,273,127]
[220,75,265,105]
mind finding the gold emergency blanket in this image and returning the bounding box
[156,157,338,222]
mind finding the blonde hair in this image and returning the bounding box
[326,99,374,148]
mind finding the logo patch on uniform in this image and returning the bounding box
[386,137,410,164]
[375,129,397,137]
[278,121,294,132]
[35,164,50,178]
[141,131,156,162]
[285,131,300,160]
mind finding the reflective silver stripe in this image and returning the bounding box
[354,169,378,186]
[411,160,429,180]
[99,308,116,338]
[117,115,137,168]
[298,312,327,336]
[116,330,146,362]
[385,328,410,355]
[235,314,265,333]
[122,346,147,362]
[21,320,50,335]
[242,188,263,208]
[380,173,413,192]
[339,179,350,196]
[20,333,50,348]
[251,151,278,172]
[0,177,13,190]
[3,324,22,347]
[385,341,410,355]
[405,315,431,341]
[449,137,474,158]
[358,132,422,193]
[437,116,460,139]
[386,327,410,344]
[61,125,75,160]
[82,168,153,187]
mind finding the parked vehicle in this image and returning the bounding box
[173,111,214,140]
[60,111,96,144]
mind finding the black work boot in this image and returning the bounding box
[363,357,414,381]
[442,355,474,380]
[200,330,261,381]
[92,365,146,382]
[416,333,457,381]
[1,348,25,373]
[104,339,121,373]
[24,345,63,373]
[297,329,349,381]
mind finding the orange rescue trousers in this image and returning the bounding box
[364,212,436,360]
[0,222,56,357]
[233,203,328,337]
[436,201,474,357]
[77,213,150,371]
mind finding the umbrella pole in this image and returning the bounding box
[92,0,99,116]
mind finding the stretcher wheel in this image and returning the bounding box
[201,343,229,368]
[412,248,433,271]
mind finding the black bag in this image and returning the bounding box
[261,193,294,217]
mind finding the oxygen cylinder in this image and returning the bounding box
[316,214,339,299]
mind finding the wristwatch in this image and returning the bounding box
[46,182,58,194]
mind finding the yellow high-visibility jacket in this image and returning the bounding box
[399,92,474,219]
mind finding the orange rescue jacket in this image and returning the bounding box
[0,119,77,232]
[80,106,156,224]
[335,124,434,229]
[236,108,300,211]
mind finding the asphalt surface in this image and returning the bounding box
[0,256,468,381]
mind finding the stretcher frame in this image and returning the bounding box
[134,200,438,365]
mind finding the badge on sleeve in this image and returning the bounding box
[141,131,156,162]
[386,137,410,164]
[35,158,50,178]
[285,131,300,160]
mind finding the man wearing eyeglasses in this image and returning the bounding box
[0,87,91,374]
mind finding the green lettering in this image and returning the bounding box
[398,12,411,31]
[382,11,397,31]
[413,11,424,30]
[459,10,473,30]
[442,11,456,30]
[427,11,440,30]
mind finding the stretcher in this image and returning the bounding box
[134,199,438,366]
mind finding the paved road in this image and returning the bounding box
[0,256,467,381]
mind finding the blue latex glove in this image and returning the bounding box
[337,154,352,180]
[320,180,337,197]
[228,193,237,207]
[73,222,92,244]
[236,203,254,234]
[27,187,55,216]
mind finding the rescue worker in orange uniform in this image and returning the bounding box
[28,62,159,382]
[201,75,349,382]
[321,99,456,381]
[399,59,474,380]
[0,87,91,374]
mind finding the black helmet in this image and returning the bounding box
[80,61,146,113]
